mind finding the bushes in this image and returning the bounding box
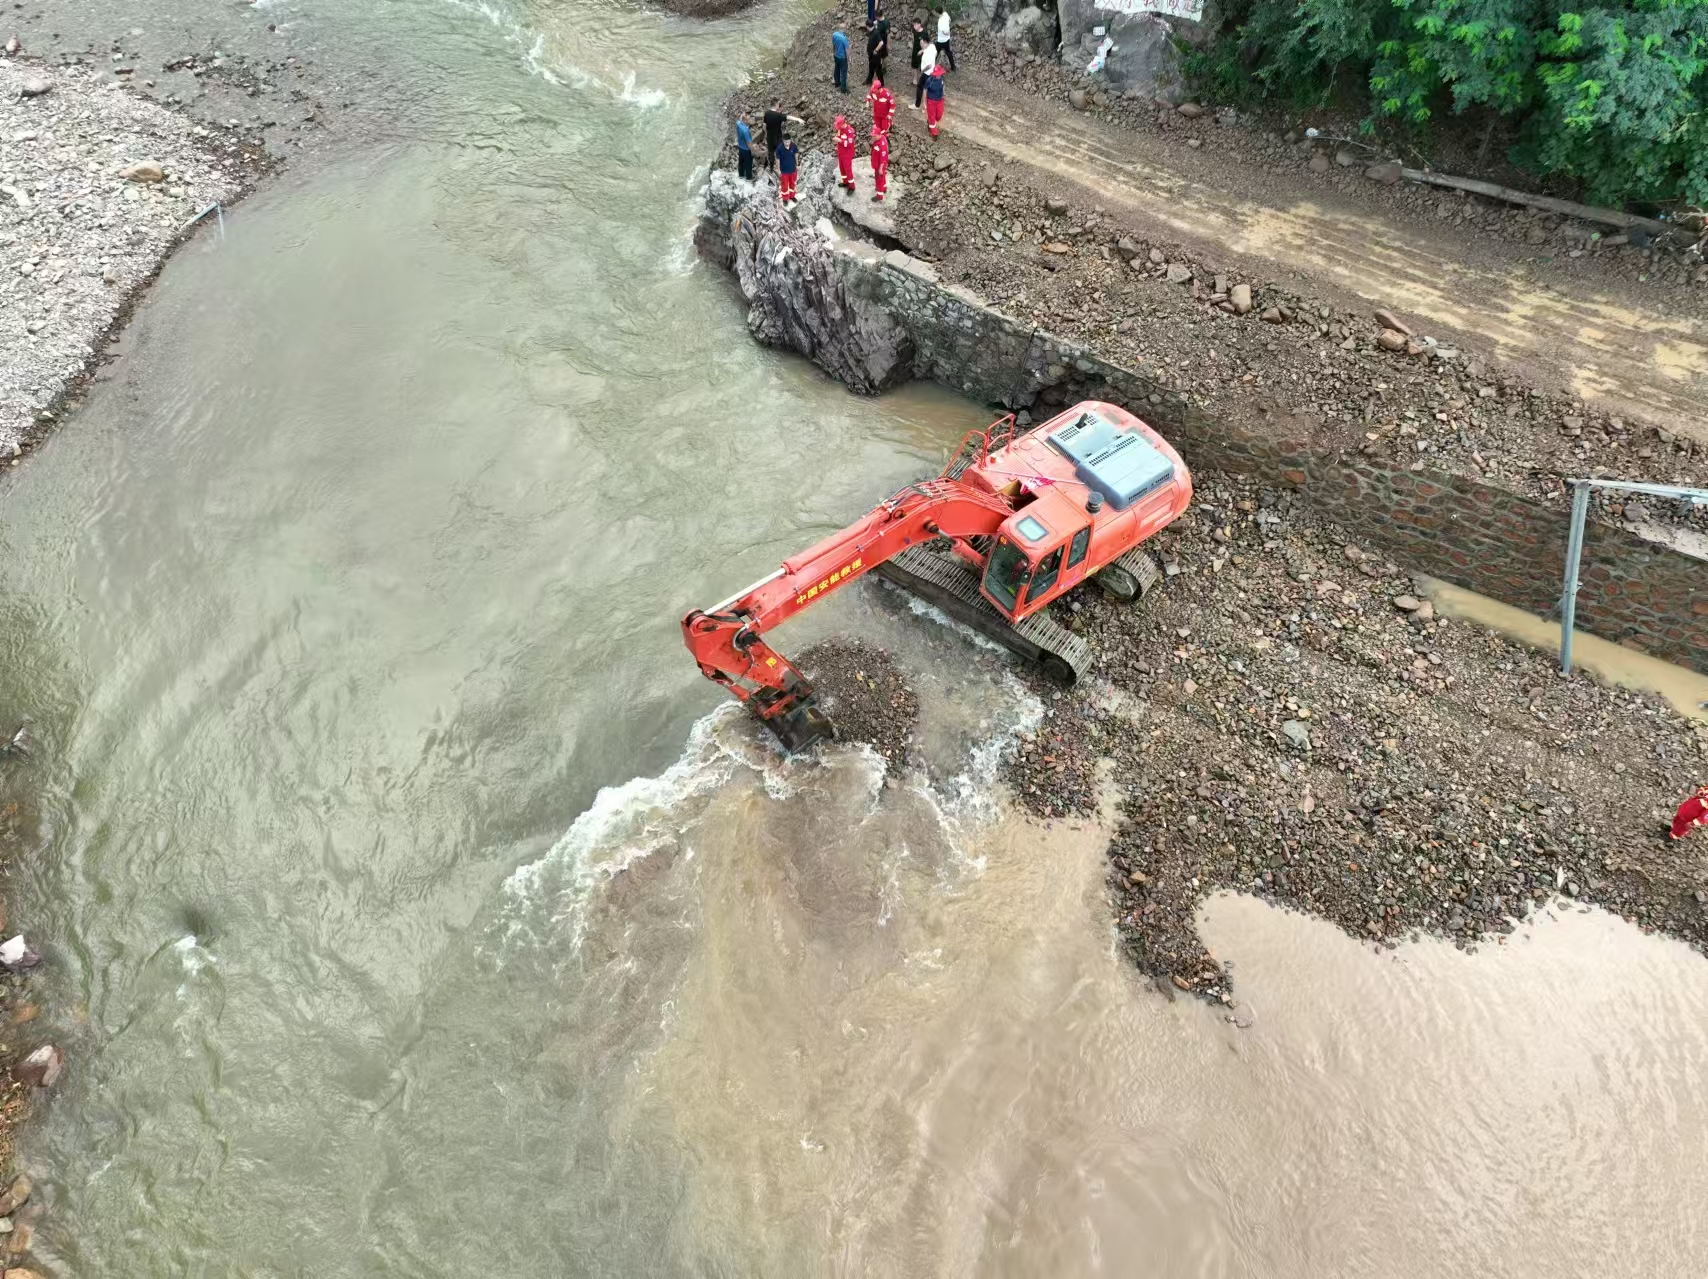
[1208,0,1708,205]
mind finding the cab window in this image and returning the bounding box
[1067,527,1091,568]
[1028,547,1064,601]
[983,540,1031,612]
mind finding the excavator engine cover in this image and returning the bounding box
[1047,410,1176,510]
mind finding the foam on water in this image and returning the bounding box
[439,0,668,105]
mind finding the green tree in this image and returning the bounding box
[1215,0,1708,204]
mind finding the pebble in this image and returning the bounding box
[1229,283,1252,314]
[1377,329,1407,352]
[18,75,51,97]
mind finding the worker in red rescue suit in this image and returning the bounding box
[867,74,895,139]
[870,127,890,202]
[924,62,946,138]
[834,115,858,192]
[1673,784,1708,840]
[776,132,799,203]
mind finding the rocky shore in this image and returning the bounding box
[1001,474,1707,1000]
[700,5,1708,1002]
[721,6,1708,536]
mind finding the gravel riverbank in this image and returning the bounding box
[999,475,1708,1001]
[0,57,267,457]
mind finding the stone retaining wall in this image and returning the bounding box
[699,187,1708,674]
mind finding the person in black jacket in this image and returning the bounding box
[865,9,888,86]
[761,98,803,170]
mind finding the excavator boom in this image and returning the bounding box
[681,479,1014,750]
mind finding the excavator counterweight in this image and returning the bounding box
[682,402,1192,751]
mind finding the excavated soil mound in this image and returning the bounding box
[799,639,919,774]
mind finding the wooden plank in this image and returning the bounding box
[1398,168,1683,240]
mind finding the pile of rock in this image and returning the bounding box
[997,471,1708,1001]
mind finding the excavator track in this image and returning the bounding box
[874,544,1094,685]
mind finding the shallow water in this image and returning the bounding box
[2,0,1707,1275]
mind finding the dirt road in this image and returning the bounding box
[951,90,1708,443]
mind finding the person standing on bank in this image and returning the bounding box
[734,113,754,181]
[935,7,955,71]
[924,60,946,137]
[913,27,937,110]
[834,114,858,192]
[907,17,928,108]
[762,98,803,171]
[776,132,800,203]
[831,26,850,93]
[870,126,890,202]
[867,72,895,138]
[866,9,888,87]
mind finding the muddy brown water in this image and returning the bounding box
[0,0,1706,1275]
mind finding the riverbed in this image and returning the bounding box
[2,0,1708,1275]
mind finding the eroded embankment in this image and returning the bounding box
[695,157,1708,1000]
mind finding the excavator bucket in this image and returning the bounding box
[765,696,834,754]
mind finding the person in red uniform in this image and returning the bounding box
[1672,784,1708,839]
[867,73,894,139]
[923,62,946,138]
[870,127,890,201]
[834,114,858,192]
[776,132,799,203]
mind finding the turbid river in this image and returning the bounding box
[2,0,1707,1275]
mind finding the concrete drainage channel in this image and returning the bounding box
[698,163,1708,677]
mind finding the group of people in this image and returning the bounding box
[732,7,954,207]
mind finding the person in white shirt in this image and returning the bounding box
[935,9,955,71]
[914,35,937,109]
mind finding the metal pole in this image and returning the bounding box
[1559,481,1591,674]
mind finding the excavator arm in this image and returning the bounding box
[682,478,1014,751]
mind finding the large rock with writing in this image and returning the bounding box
[702,164,914,394]
[1058,0,1216,100]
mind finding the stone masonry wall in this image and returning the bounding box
[699,191,1708,674]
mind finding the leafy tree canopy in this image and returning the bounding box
[1212,0,1708,205]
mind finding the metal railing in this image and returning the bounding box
[1557,477,1708,673]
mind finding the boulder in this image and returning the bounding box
[1058,0,1213,100]
[972,0,1035,26]
[1364,161,1403,184]
[0,1175,30,1219]
[18,76,50,97]
[1165,263,1192,284]
[1001,7,1056,56]
[1229,282,1252,314]
[118,160,166,183]
[13,1045,62,1088]
[1068,87,1089,111]
[1307,153,1330,173]
[1044,196,1070,215]
[1377,329,1406,352]
[708,167,915,395]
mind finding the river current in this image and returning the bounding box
[2,0,1707,1275]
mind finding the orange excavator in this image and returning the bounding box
[682,401,1193,750]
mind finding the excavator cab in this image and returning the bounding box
[981,498,1092,619]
